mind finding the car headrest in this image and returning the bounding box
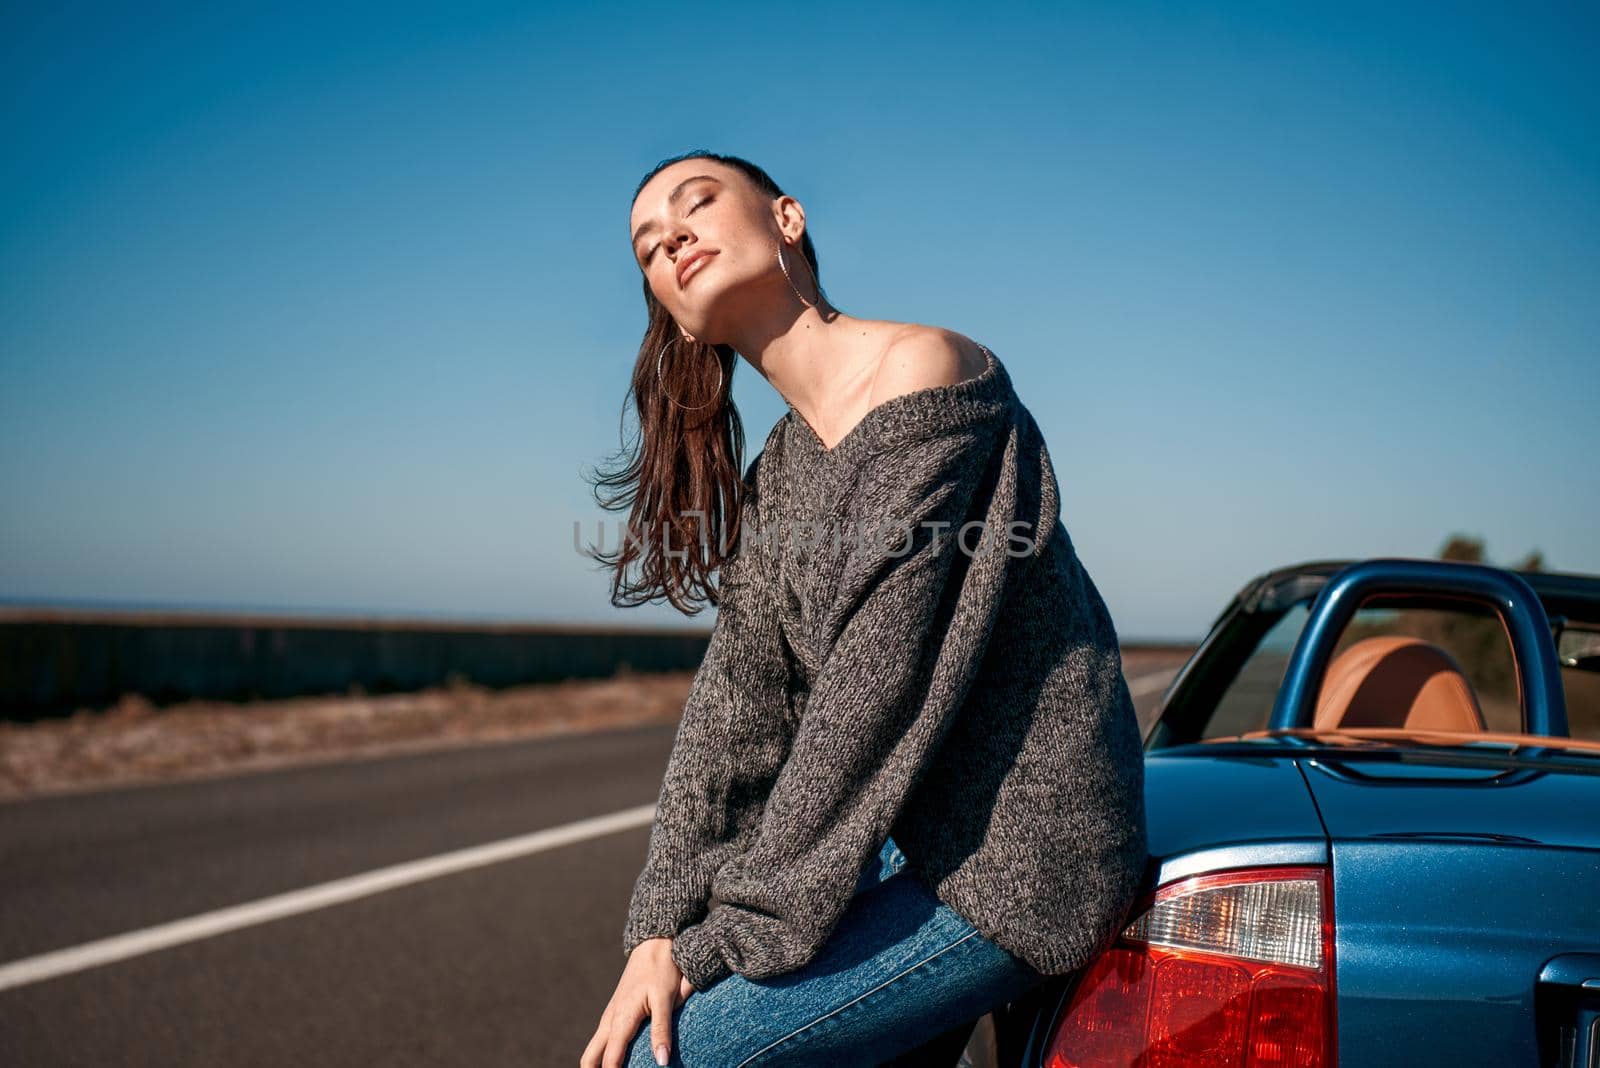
[1313,635,1487,732]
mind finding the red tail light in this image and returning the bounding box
[1044,865,1336,1067]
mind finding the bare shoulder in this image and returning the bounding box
[867,326,988,406]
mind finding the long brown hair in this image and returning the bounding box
[584,151,829,615]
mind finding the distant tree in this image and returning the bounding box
[1513,549,1545,573]
[1434,533,1545,572]
[1438,534,1486,563]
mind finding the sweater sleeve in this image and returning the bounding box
[620,464,797,960]
[668,419,1017,990]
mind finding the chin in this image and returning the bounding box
[673,293,738,344]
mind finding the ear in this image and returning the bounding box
[772,195,807,246]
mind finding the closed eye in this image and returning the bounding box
[640,196,713,265]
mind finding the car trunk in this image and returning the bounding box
[1143,749,1329,861]
[1300,749,1600,1065]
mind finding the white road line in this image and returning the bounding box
[1128,667,1181,698]
[0,802,657,994]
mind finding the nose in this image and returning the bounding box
[663,223,695,259]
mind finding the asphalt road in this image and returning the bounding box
[0,661,1184,1067]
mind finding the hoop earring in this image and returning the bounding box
[656,336,724,411]
[777,239,819,310]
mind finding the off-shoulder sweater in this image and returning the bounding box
[621,342,1149,991]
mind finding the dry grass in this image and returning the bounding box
[0,669,695,802]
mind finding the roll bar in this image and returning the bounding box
[1267,557,1569,737]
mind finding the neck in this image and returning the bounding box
[726,302,887,427]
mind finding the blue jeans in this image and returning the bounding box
[624,837,1046,1067]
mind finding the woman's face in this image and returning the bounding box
[629,159,796,342]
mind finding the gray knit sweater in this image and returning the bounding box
[622,342,1149,992]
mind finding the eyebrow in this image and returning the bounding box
[632,174,722,250]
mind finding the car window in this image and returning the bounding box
[1205,598,1600,743]
[1204,604,1309,740]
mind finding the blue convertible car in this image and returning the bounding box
[962,556,1600,1068]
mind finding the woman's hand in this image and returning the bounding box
[580,937,696,1068]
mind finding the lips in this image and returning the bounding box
[677,249,716,288]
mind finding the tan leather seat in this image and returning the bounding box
[1313,635,1487,732]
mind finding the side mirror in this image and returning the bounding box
[1553,617,1600,674]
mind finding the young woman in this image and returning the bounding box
[580,151,1148,1068]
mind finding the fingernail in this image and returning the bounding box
[655,1044,670,1066]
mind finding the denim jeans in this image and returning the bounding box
[624,837,1046,1067]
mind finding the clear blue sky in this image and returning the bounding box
[2,1,1595,641]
